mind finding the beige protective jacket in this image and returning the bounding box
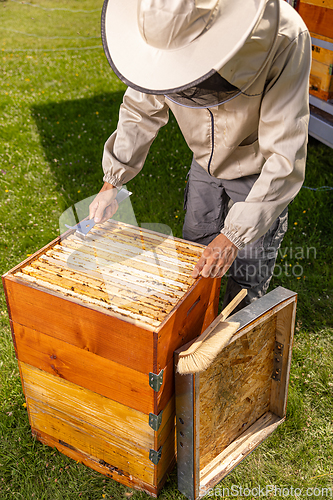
[102,0,311,249]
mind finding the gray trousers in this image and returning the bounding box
[183,158,288,312]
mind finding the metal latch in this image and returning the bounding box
[149,369,164,392]
[149,447,162,465]
[271,341,284,381]
[149,411,163,431]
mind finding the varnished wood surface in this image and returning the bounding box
[5,278,155,374]
[156,403,176,451]
[311,39,333,65]
[200,278,221,332]
[156,277,220,371]
[299,0,333,7]
[310,83,333,103]
[2,276,19,359]
[33,428,159,497]
[14,323,155,414]
[310,32,333,43]
[3,220,215,378]
[5,268,218,377]
[298,2,333,38]
[14,321,177,415]
[198,315,276,471]
[21,361,155,447]
[310,32,333,101]
[3,221,210,497]
[156,422,176,485]
[8,220,204,329]
[28,392,156,483]
[22,362,176,492]
[156,355,174,414]
[309,59,333,101]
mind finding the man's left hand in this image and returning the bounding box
[192,233,238,279]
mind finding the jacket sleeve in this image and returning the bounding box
[221,29,312,249]
[102,88,169,187]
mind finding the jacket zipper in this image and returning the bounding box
[207,108,214,176]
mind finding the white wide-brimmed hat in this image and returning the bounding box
[101,0,268,95]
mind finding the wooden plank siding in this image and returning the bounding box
[21,361,176,495]
[2,221,221,496]
[298,2,333,38]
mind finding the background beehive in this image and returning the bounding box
[309,33,333,101]
[2,220,220,497]
[294,0,333,102]
[297,0,333,39]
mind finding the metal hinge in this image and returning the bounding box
[271,341,284,381]
[149,447,162,465]
[149,411,163,431]
[149,369,164,392]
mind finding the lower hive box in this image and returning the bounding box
[2,220,221,497]
[174,287,297,500]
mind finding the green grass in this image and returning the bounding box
[1,1,333,498]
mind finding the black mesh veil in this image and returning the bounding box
[165,71,241,108]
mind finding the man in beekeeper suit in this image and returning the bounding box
[89,0,311,310]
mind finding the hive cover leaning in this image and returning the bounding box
[2,219,221,497]
[174,287,297,500]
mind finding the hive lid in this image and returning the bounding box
[174,287,297,500]
[12,220,204,329]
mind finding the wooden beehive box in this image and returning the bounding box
[296,0,333,39]
[2,220,221,497]
[174,287,297,500]
[309,34,333,101]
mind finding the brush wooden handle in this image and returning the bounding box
[220,288,247,321]
[178,288,247,358]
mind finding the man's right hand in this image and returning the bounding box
[89,182,118,223]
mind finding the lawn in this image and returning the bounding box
[0,1,333,499]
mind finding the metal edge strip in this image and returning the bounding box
[227,286,297,332]
[175,353,196,500]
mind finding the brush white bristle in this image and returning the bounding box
[177,322,239,375]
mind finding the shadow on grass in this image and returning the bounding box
[31,91,125,204]
[31,91,191,236]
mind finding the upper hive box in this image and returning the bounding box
[2,220,221,497]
